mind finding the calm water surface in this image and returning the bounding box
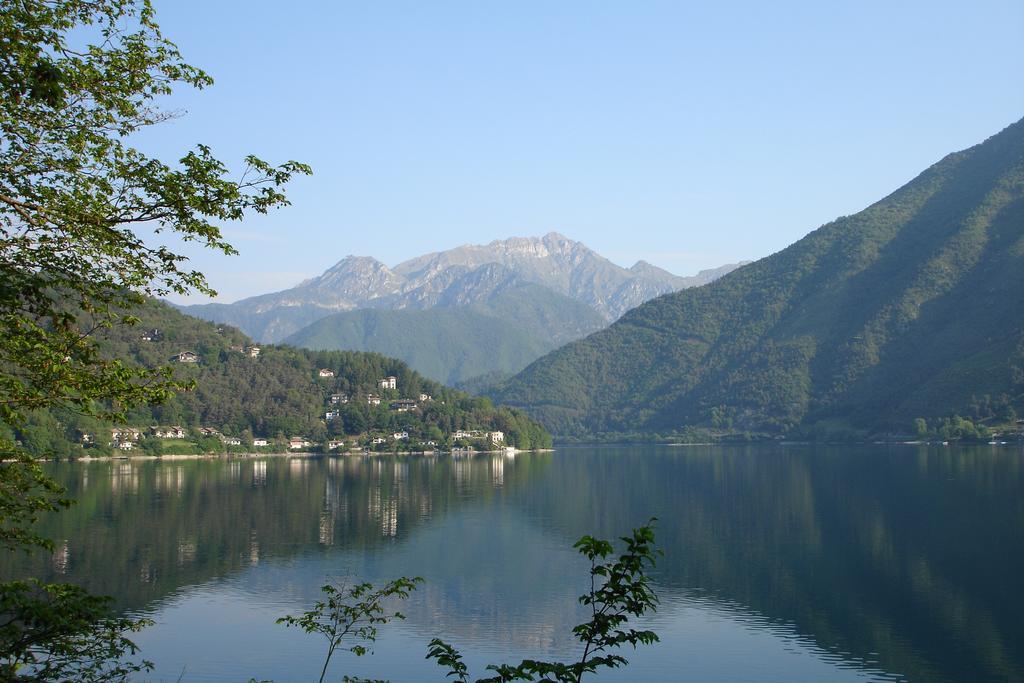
[7,445,1024,682]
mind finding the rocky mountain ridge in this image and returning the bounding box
[181,232,745,343]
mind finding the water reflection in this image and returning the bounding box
[3,446,1022,681]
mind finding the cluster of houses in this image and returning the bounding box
[454,429,505,444]
[307,372,501,451]
[168,345,261,365]
[320,375,433,419]
[98,365,507,453]
[107,425,253,450]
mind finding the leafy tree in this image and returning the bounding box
[0,0,308,678]
[277,578,423,683]
[428,521,659,682]
[278,523,659,683]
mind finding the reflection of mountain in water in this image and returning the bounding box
[520,446,1024,682]
[6,447,1023,681]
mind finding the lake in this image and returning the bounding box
[7,445,1024,682]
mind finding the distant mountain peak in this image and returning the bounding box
[180,233,744,341]
[321,255,389,273]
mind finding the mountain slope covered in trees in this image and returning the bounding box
[7,300,551,455]
[283,282,606,384]
[493,118,1024,438]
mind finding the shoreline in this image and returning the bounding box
[67,447,551,462]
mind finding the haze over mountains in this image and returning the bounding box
[494,118,1024,438]
[180,233,744,383]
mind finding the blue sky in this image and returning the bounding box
[139,1,1024,303]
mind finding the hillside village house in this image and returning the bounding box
[288,437,312,450]
[197,427,220,437]
[389,400,416,412]
[330,393,349,404]
[171,351,198,363]
[371,436,386,445]
[110,428,141,448]
[393,431,409,440]
[419,393,432,402]
[325,410,340,421]
[318,368,335,378]
[367,394,382,406]
[378,376,397,390]
[327,440,345,450]
[451,429,504,444]
[150,426,186,439]
[252,438,269,447]
[247,346,261,358]
[223,437,241,446]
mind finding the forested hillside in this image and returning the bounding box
[283,283,606,383]
[494,118,1024,439]
[7,300,551,456]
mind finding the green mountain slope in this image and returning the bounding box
[494,118,1024,437]
[8,299,551,454]
[283,283,606,384]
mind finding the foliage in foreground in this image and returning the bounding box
[273,522,659,683]
[277,578,423,683]
[0,0,306,677]
[0,580,152,682]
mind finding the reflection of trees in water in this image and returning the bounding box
[0,454,550,616]
[4,447,1023,681]
[519,445,1024,682]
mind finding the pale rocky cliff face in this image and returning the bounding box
[388,232,716,319]
[180,232,745,340]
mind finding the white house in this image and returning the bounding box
[325,410,340,421]
[330,393,349,405]
[288,437,312,450]
[418,393,432,402]
[150,425,186,439]
[247,346,261,358]
[111,427,141,444]
[327,440,345,450]
[367,394,382,406]
[489,431,505,443]
[171,351,198,363]
[378,376,397,390]
[392,431,409,440]
[223,437,241,446]
[371,436,386,445]
[252,438,269,447]
[318,368,335,378]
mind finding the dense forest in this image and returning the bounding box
[5,300,551,456]
[493,117,1024,440]
[282,282,606,384]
